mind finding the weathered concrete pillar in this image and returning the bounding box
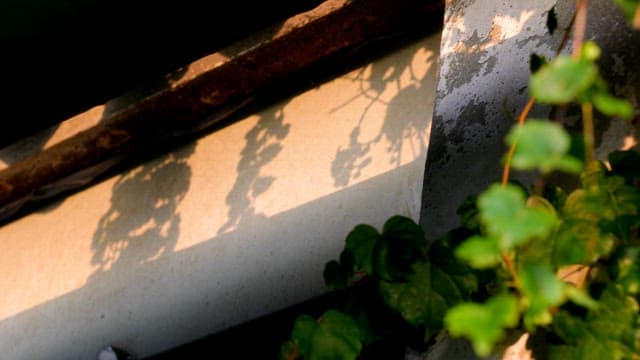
[421,0,640,240]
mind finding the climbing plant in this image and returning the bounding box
[282,1,640,359]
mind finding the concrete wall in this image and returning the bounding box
[421,0,640,240]
[0,33,440,359]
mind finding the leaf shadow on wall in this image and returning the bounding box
[217,104,291,235]
[89,142,195,280]
[330,36,439,188]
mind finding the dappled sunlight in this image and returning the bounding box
[327,35,439,188]
[90,145,193,275]
[0,31,441,359]
[176,33,441,243]
[441,6,539,57]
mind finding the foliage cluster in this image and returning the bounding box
[282,1,640,359]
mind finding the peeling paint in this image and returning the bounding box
[421,0,640,241]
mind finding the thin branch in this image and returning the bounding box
[501,97,536,186]
[572,0,588,58]
[582,102,595,163]
[502,252,520,287]
[500,8,577,187]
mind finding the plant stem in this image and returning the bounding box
[572,0,588,58]
[501,98,536,186]
[582,102,595,163]
[502,252,520,287]
[500,8,578,187]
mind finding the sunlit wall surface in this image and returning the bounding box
[0,33,440,359]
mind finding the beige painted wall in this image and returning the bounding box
[0,32,440,359]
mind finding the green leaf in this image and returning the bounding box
[292,310,365,360]
[457,195,480,231]
[519,264,567,330]
[345,224,380,276]
[552,218,616,266]
[527,195,557,216]
[555,173,640,264]
[610,246,640,295]
[571,174,640,222]
[445,294,520,357]
[324,260,348,290]
[478,184,558,249]
[382,215,426,252]
[592,91,634,119]
[455,235,502,269]
[506,120,583,174]
[428,235,479,292]
[372,216,427,281]
[379,261,477,340]
[549,285,640,359]
[372,239,395,281]
[530,56,598,103]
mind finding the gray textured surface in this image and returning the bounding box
[421,0,640,240]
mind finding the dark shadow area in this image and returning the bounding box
[144,291,411,360]
[0,0,323,147]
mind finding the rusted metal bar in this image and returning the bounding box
[0,0,444,222]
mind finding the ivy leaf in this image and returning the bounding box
[570,175,640,222]
[530,56,598,103]
[345,224,380,276]
[382,215,427,253]
[373,216,427,281]
[445,294,520,357]
[555,173,640,264]
[324,260,348,290]
[610,246,640,295]
[379,261,477,341]
[429,235,479,293]
[549,285,640,359]
[506,120,583,174]
[292,310,365,360]
[478,184,558,249]
[552,218,616,266]
[592,91,633,119]
[455,235,502,269]
[519,264,568,330]
[457,195,480,231]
